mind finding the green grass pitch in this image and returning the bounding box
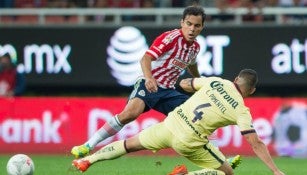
[1,154,306,175]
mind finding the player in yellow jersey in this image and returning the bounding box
[72,69,285,175]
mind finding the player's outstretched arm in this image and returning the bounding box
[179,78,195,93]
[243,132,285,175]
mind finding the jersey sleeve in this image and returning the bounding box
[191,77,208,91]
[191,77,223,91]
[145,31,176,60]
[236,108,256,135]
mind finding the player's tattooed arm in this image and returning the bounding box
[179,78,195,93]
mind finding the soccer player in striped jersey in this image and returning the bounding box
[72,69,285,175]
[71,5,206,158]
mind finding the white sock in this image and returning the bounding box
[85,115,124,149]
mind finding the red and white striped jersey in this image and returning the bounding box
[145,29,200,89]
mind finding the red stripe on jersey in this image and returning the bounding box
[146,50,159,60]
[152,44,178,76]
[182,45,189,62]
[165,70,181,87]
[146,29,200,88]
[152,44,179,87]
[146,29,180,58]
[158,68,179,88]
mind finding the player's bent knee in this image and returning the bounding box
[118,111,141,124]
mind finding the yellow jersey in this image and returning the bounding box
[164,77,254,147]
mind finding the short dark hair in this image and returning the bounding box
[182,6,206,25]
[0,53,14,66]
[1,53,11,58]
[0,53,12,61]
[238,69,258,88]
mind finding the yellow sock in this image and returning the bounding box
[187,168,225,175]
[86,140,127,164]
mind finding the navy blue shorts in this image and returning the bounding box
[128,79,189,115]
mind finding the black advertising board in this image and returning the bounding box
[0,25,306,89]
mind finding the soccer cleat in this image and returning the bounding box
[227,155,242,169]
[71,144,91,158]
[72,159,91,173]
[168,164,188,175]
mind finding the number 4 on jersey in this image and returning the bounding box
[192,103,211,123]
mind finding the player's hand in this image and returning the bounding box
[145,77,158,93]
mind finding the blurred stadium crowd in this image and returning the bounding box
[0,0,306,24]
[0,0,306,9]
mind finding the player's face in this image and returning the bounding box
[181,15,204,43]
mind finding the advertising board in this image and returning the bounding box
[0,26,306,88]
[1,97,307,157]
